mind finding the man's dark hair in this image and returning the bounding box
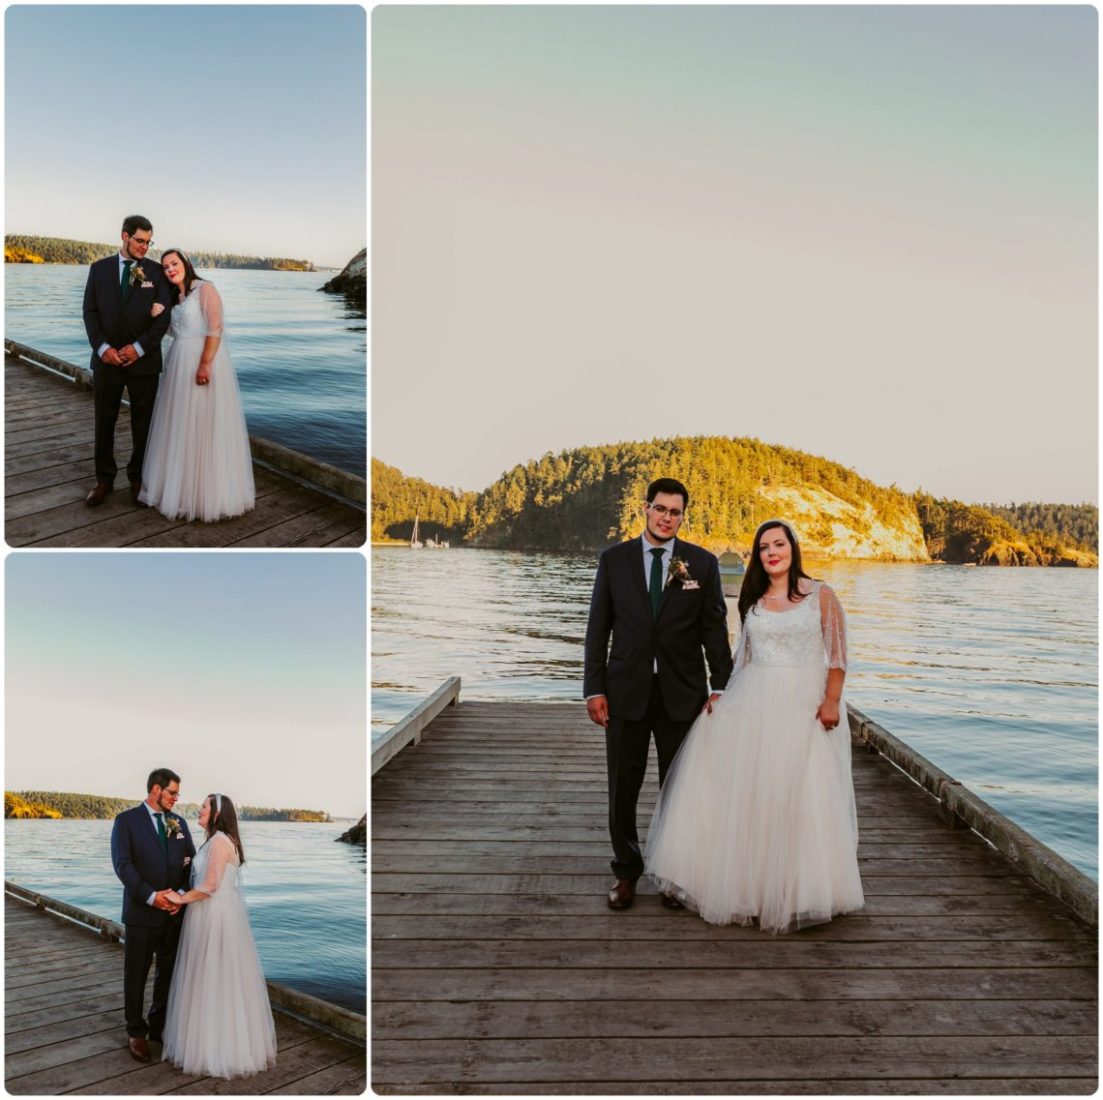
[122,215,153,236]
[646,478,689,509]
[147,767,181,793]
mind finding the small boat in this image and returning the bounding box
[410,511,423,549]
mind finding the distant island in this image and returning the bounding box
[5,234,314,272]
[4,790,330,821]
[371,437,1097,568]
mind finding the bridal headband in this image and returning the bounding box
[758,518,801,543]
[214,793,222,814]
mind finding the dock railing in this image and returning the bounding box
[848,705,1098,927]
[4,339,365,509]
[4,881,365,1045]
[372,676,462,775]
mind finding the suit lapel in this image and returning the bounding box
[628,538,651,616]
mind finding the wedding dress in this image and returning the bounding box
[139,281,255,521]
[162,832,277,1077]
[645,581,864,932]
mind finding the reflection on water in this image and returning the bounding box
[372,548,1097,878]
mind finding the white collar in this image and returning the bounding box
[641,533,674,555]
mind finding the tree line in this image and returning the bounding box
[5,235,313,271]
[5,791,329,821]
[371,436,1097,566]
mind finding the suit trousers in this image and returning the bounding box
[123,918,181,1039]
[605,675,694,881]
[93,370,159,485]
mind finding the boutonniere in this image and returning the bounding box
[129,264,147,287]
[164,816,182,839]
[668,556,697,588]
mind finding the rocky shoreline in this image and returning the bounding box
[321,248,365,309]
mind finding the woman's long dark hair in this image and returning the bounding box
[161,248,203,301]
[205,793,245,865]
[737,520,815,623]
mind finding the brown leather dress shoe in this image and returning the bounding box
[607,878,636,910]
[85,482,113,507]
[661,891,685,910]
[127,1036,151,1062]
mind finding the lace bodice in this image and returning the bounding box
[191,832,240,900]
[734,581,847,671]
[169,281,225,340]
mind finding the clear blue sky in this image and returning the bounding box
[5,4,366,269]
[6,553,366,819]
[373,5,1097,504]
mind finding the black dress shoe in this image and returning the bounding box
[607,878,636,910]
[130,482,147,506]
[661,891,685,910]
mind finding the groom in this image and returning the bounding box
[82,214,173,507]
[584,477,733,910]
[111,767,195,1062]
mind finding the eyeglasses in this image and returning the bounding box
[648,503,684,519]
[127,236,153,249]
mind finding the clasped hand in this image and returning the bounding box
[104,345,138,368]
[153,889,183,914]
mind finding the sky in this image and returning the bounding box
[5,4,366,269]
[5,553,366,820]
[372,5,1097,505]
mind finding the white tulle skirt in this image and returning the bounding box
[645,660,864,932]
[162,890,277,1078]
[139,334,256,522]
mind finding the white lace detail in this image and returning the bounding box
[169,281,224,339]
[192,832,240,897]
[732,581,847,672]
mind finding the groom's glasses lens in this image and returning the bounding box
[649,504,683,519]
[129,236,152,249]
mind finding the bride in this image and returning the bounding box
[162,794,277,1077]
[139,250,255,521]
[645,519,864,932]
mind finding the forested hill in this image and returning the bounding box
[372,437,1097,567]
[5,235,313,271]
[5,791,330,821]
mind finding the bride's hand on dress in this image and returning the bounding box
[195,362,212,386]
[816,698,841,732]
[150,303,165,318]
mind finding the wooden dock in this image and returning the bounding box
[5,342,365,548]
[372,699,1098,1094]
[4,889,366,1095]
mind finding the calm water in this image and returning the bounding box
[4,264,365,475]
[4,819,366,1012]
[372,548,1098,878]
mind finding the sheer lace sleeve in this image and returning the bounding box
[731,616,752,675]
[198,281,224,337]
[194,833,236,895]
[819,583,847,670]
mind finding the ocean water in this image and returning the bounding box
[4,264,365,476]
[4,818,366,1012]
[372,549,1098,879]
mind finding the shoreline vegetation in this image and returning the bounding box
[4,791,331,822]
[5,234,314,272]
[371,437,1097,567]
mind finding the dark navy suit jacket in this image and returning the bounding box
[82,253,172,378]
[583,536,734,722]
[111,804,196,927]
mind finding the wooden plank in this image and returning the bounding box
[371,967,1098,1002]
[373,677,462,775]
[372,998,1097,1041]
[371,911,1095,943]
[370,1035,1097,1084]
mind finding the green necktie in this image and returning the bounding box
[649,547,665,617]
[121,260,133,300]
[154,812,168,852]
